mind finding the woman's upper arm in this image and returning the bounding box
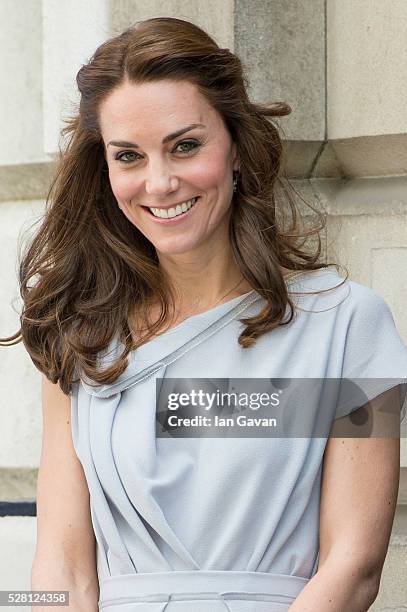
[318,389,401,582]
[33,374,97,584]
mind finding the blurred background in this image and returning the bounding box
[0,1,406,609]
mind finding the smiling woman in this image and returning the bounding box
[0,17,333,392]
[99,78,241,258]
[2,15,406,612]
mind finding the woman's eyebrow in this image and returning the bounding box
[107,123,206,149]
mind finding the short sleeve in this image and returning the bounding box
[335,284,407,428]
[69,379,82,459]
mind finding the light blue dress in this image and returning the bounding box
[70,269,407,611]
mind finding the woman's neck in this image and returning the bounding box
[157,245,252,314]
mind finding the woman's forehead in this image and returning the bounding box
[101,80,209,119]
[99,80,219,141]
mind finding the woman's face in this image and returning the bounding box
[99,78,239,257]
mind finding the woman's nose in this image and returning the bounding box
[145,163,179,196]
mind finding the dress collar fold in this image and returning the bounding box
[80,291,262,398]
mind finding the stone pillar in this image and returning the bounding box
[43,0,110,154]
[235,0,327,178]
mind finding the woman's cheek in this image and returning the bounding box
[190,156,217,186]
[110,173,137,206]
[197,155,230,195]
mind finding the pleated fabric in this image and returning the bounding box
[70,269,407,611]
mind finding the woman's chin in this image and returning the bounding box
[154,239,202,258]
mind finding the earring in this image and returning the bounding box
[233,171,239,192]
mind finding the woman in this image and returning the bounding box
[2,16,407,612]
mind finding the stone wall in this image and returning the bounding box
[0,1,406,609]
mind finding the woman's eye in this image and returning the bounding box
[114,140,200,164]
[115,151,139,163]
[174,140,200,154]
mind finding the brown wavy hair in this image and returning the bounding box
[0,17,341,395]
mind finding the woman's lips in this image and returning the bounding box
[143,197,200,224]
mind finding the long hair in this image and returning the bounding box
[1,17,341,395]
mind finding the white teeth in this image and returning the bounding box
[149,197,198,219]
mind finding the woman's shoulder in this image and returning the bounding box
[286,267,392,319]
[282,268,407,382]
